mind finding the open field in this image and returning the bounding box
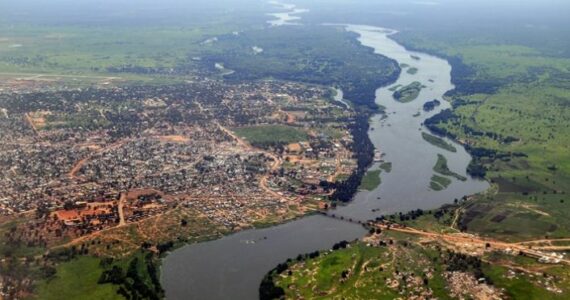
[267,231,570,300]
[271,242,449,299]
[232,125,308,147]
[388,26,570,244]
[33,256,122,300]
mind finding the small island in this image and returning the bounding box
[422,132,457,152]
[407,67,418,75]
[359,169,382,191]
[392,81,425,103]
[433,154,467,181]
[422,99,441,112]
[430,174,452,190]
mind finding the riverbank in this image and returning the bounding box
[161,24,489,299]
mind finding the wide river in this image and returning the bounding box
[161,24,489,300]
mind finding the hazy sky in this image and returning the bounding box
[1,0,568,31]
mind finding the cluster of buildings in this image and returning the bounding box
[0,78,358,246]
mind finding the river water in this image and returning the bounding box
[333,25,489,221]
[161,24,489,300]
[266,1,308,26]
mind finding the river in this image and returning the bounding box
[266,1,308,26]
[161,24,489,300]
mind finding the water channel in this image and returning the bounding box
[266,1,309,26]
[161,24,489,300]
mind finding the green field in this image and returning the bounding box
[430,174,452,191]
[0,1,268,79]
[272,242,451,299]
[433,154,467,181]
[269,239,570,299]
[482,264,570,300]
[394,30,570,240]
[233,125,308,147]
[34,251,164,300]
[422,132,456,152]
[359,169,382,191]
[392,81,424,103]
[33,257,121,300]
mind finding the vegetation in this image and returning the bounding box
[205,25,400,109]
[331,113,382,202]
[394,27,570,240]
[407,67,418,75]
[433,154,467,181]
[359,169,382,191]
[264,238,567,300]
[269,242,446,299]
[33,249,164,300]
[0,0,268,79]
[392,81,424,103]
[430,174,452,191]
[379,162,392,173]
[233,125,308,148]
[423,99,441,112]
[263,230,570,299]
[422,132,456,152]
[34,256,122,300]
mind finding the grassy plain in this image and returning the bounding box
[33,256,121,300]
[273,242,449,299]
[394,31,570,241]
[0,26,223,75]
[271,238,569,299]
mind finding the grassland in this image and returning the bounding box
[0,0,270,81]
[269,237,570,299]
[430,174,452,191]
[393,30,570,241]
[33,256,121,300]
[359,169,381,191]
[482,263,569,300]
[422,132,456,152]
[272,242,451,299]
[433,154,467,181]
[0,26,234,77]
[232,125,308,147]
[392,81,424,103]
